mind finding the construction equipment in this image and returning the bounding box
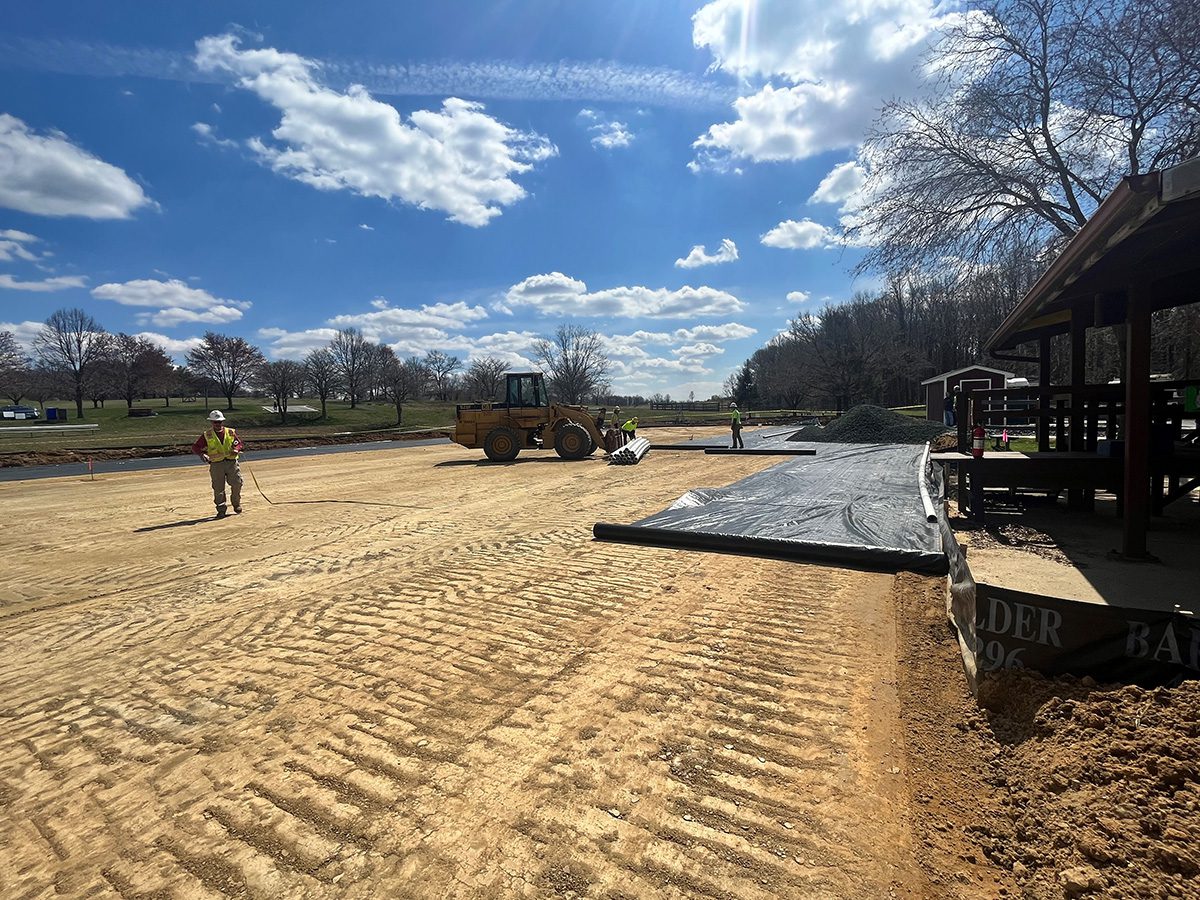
[453,372,608,462]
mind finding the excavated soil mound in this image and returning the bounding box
[979,672,1200,899]
[790,405,952,445]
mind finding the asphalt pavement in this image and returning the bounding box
[0,438,452,483]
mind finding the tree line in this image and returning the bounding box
[733,270,1200,412]
[732,0,1200,411]
[0,312,620,422]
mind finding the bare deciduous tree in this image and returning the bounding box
[532,324,610,405]
[423,350,461,402]
[464,356,508,401]
[109,334,173,409]
[303,348,339,418]
[260,360,305,424]
[185,332,266,411]
[849,0,1200,274]
[379,348,428,425]
[328,328,370,408]
[34,308,111,418]
[0,331,32,405]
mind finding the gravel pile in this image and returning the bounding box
[789,405,952,445]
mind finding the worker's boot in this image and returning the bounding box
[215,506,227,519]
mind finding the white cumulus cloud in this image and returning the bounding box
[328,301,488,334]
[503,272,743,319]
[191,121,237,149]
[257,326,341,359]
[786,290,811,303]
[0,273,87,292]
[0,113,152,219]
[194,34,558,227]
[0,319,46,351]
[0,229,43,262]
[760,218,842,250]
[135,332,204,356]
[91,278,252,328]
[674,322,757,342]
[675,238,739,269]
[691,0,962,166]
[808,161,867,206]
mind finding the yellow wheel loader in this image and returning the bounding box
[453,372,608,462]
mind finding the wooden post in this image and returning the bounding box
[956,386,968,453]
[1069,308,1088,507]
[969,460,986,522]
[1037,334,1052,452]
[1069,308,1086,449]
[1122,286,1152,558]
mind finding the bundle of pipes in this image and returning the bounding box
[608,437,651,465]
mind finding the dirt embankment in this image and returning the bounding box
[896,573,1200,899]
[0,429,452,468]
[980,674,1200,899]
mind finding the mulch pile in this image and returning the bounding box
[789,405,953,445]
[978,672,1200,899]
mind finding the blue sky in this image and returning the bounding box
[0,0,960,398]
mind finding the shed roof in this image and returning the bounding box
[920,365,1014,387]
[985,156,1200,353]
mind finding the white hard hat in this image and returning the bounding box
[208,410,226,422]
[730,402,737,408]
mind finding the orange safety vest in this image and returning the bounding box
[204,427,239,462]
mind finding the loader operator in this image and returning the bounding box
[730,402,744,449]
[193,410,244,518]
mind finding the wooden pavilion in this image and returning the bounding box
[943,156,1200,559]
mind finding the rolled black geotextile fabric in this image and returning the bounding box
[592,522,948,574]
[648,444,724,450]
[592,441,947,575]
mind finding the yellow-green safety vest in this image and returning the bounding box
[731,408,742,426]
[621,419,636,433]
[205,427,239,462]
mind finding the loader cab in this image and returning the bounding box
[505,372,549,408]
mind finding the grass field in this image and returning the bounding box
[0,397,457,453]
[0,399,820,453]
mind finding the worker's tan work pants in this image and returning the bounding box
[209,459,243,513]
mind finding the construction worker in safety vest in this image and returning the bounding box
[192,410,244,518]
[621,417,638,442]
[730,401,744,449]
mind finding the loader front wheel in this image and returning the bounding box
[483,427,520,461]
[554,422,590,460]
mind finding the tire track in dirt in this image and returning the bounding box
[0,435,924,898]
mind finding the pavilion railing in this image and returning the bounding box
[956,379,1199,454]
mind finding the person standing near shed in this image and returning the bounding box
[193,410,244,518]
[730,401,744,449]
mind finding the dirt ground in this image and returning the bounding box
[6,434,1195,898]
[0,430,940,899]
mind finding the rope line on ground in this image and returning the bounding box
[245,464,431,510]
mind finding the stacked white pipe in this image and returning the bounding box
[608,437,651,465]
